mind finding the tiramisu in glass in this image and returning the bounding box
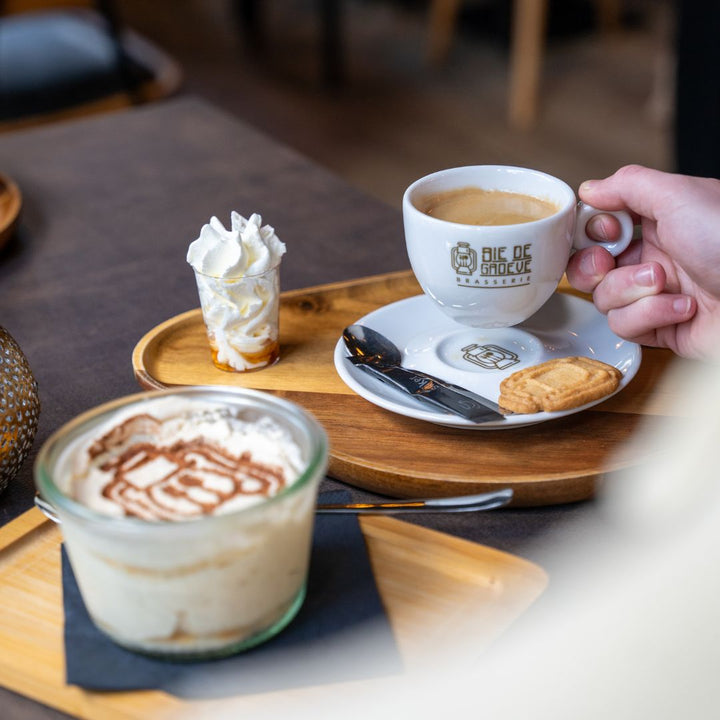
[35,387,327,659]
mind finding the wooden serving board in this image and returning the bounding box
[0,171,22,250]
[0,508,546,719]
[132,270,683,506]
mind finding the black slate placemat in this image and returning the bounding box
[62,493,403,699]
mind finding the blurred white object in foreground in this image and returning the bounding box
[195,353,720,718]
[410,354,720,719]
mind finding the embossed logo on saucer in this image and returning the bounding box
[461,343,520,370]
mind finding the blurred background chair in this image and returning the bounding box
[0,0,182,130]
[427,0,623,130]
[8,1,677,203]
[233,0,344,88]
[232,0,629,131]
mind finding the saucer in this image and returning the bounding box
[333,293,641,429]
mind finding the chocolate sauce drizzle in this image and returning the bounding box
[92,416,286,520]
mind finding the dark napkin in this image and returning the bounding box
[62,492,402,698]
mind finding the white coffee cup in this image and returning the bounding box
[403,165,633,328]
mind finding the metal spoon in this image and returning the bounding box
[34,488,513,523]
[343,324,404,366]
[342,324,506,421]
[315,488,513,514]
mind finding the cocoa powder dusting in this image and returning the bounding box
[89,414,163,460]
[99,439,286,520]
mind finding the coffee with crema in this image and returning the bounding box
[404,166,634,328]
[417,186,559,226]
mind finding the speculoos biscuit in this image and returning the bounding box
[498,356,623,414]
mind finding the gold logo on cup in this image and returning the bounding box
[450,242,477,275]
[451,242,533,288]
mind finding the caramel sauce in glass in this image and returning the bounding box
[208,338,280,373]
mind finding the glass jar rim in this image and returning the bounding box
[34,386,327,535]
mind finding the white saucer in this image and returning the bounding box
[333,293,642,430]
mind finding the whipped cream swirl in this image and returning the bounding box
[187,212,286,278]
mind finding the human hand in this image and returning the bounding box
[566,164,720,360]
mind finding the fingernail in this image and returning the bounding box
[587,215,608,241]
[673,297,692,315]
[580,180,598,193]
[634,265,656,287]
[579,250,597,276]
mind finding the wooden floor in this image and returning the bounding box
[29,0,678,208]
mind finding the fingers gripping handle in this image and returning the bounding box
[572,202,634,257]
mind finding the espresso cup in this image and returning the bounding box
[403,165,633,328]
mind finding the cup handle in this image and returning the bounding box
[572,202,634,257]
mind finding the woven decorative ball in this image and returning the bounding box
[0,326,40,495]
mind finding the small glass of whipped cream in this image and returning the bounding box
[187,212,286,372]
[35,387,327,659]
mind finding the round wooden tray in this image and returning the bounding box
[132,271,678,506]
[0,172,22,250]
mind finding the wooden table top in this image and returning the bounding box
[0,96,408,526]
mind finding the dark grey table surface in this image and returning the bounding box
[0,96,595,718]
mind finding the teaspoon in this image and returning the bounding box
[342,324,506,421]
[34,488,513,522]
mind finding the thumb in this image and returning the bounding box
[579,164,680,221]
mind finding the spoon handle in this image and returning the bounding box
[316,488,513,514]
[35,489,514,522]
[34,494,59,523]
[348,358,505,422]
